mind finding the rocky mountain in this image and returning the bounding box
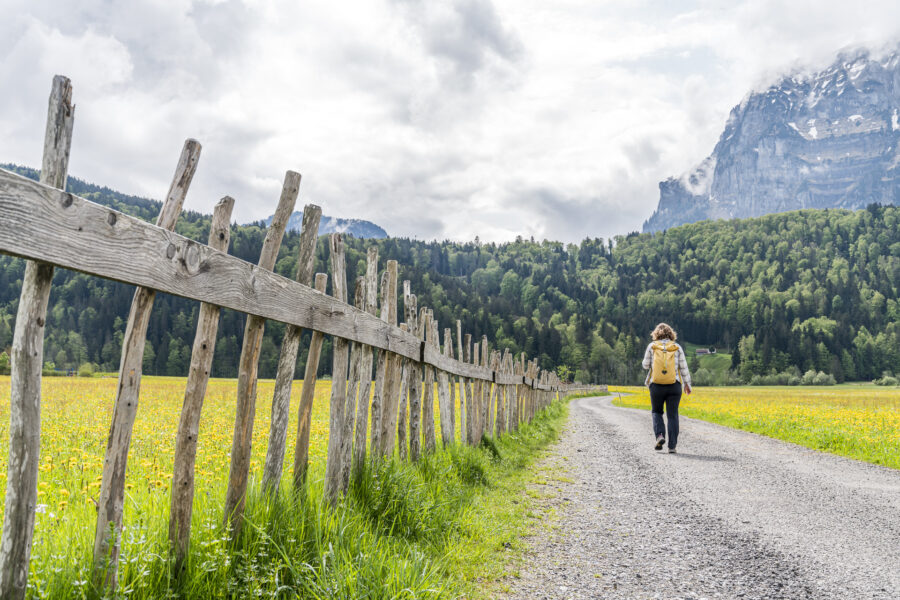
[263,212,387,239]
[644,48,900,232]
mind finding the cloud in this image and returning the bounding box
[1,0,900,244]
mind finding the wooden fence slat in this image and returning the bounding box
[352,247,378,479]
[395,323,410,461]
[436,325,453,447]
[421,310,436,454]
[0,171,517,383]
[408,299,423,461]
[470,341,479,444]
[93,139,202,589]
[292,273,328,488]
[169,196,234,571]
[224,170,300,535]
[339,277,366,493]
[457,323,465,445]
[368,270,389,457]
[377,261,400,456]
[324,234,349,504]
[262,204,322,493]
[0,75,74,600]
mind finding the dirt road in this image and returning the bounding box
[508,395,900,599]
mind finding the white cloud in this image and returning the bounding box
[1,0,899,243]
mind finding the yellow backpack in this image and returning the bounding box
[650,341,678,384]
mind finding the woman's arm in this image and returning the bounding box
[641,343,653,370]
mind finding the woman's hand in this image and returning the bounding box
[684,383,692,395]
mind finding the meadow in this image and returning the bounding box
[610,385,900,470]
[0,375,568,599]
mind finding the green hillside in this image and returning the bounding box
[1,164,898,385]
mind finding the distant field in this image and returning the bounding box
[681,341,732,376]
[610,385,900,470]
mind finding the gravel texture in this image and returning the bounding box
[506,395,900,600]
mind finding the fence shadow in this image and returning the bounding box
[669,452,735,463]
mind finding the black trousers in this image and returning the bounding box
[649,382,681,449]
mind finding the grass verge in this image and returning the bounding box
[28,401,569,599]
[610,385,900,470]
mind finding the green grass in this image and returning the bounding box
[27,402,569,599]
[681,341,732,375]
[611,386,900,470]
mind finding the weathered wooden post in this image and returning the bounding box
[169,197,234,571]
[480,337,491,441]
[352,247,379,479]
[0,75,74,600]
[324,234,349,505]
[464,334,474,445]
[377,261,400,456]
[421,310,437,453]
[488,351,499,437]
[407,300,423,461]
[395,323,410,460]
[470,341,480,444]
[368,270,389,457]
[224,171,300,535]
[437,325,453,447]
[262,204,322,493]
[457,323,466,445]
[292,273,328,488]
[339,277,366,492]
[93,138,202,590]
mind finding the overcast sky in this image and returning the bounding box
[2,0,899,243]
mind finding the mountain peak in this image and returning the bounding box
[644,46,900,233]
[262,212,387,239]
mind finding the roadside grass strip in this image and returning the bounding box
[610,385,900,470]
[0,376,568,599]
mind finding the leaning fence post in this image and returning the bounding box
[324,234,349,505]
[377,261,400,456]
[437,325,453,447]
[421,309,437,454]
[470,341,480,444]
[395,323,410,460]
[93,139,202,591]
[224,171,300,536]
[369,270,389,457]
[292,273,328,488]
[457,323,466,445]
[0,75,74,600]
[339,277,366,492]
[169,196,234,572]
[352,247,379,480]
[262,204,322,494]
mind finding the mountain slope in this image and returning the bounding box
[261,212,387,238]
[644,48,900,232]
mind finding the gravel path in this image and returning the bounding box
[507,395,900,600]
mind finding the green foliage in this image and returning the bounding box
[76,362,94,377]
[0,350,8,374]
[26,401,568,599]
[3,164,899,384]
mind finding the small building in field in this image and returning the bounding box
[695,348,717,355]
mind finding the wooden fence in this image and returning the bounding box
[0,76,580,598]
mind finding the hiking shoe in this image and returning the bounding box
[668,447,677,454]
[654,436,665,451]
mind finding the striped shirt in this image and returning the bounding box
[642,340,692,387]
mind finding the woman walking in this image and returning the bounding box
[642,323,692,453]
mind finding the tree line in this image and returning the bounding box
[0,165,897,384]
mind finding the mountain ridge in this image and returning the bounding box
[644,47,900,232]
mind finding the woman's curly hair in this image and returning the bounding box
[651,323,677,341]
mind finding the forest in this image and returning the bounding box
[0,165,897,384]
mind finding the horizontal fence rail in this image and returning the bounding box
[0,75,598,598]
[0,167,533,386]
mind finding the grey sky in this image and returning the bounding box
[2,0,899,242]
